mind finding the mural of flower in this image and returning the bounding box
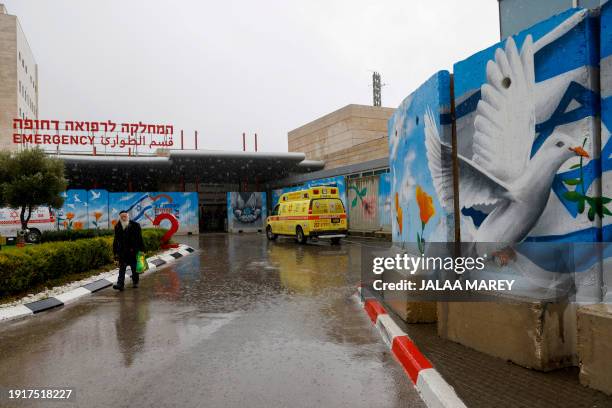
[92,211,103,229]
[416,186,435,224]
[73,221,83,230]
[362,196,376,219]
[66,212,75,220]
[394,192,403,235]
[415,186,435,254]
[563,138,611,221]
[111,219,117,228]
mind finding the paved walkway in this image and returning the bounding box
[396,319,612,407]
[0,234,423,408]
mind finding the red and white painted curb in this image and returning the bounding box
[355,287,466,408]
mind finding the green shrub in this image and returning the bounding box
[0,228,168,297]
[41,229,114,243]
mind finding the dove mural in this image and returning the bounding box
[454,8,601,244]
[57,189,88,230]
[388,71,455,246]
[452,8,604,298]
[87,189,109,229]
[227,192,267,232]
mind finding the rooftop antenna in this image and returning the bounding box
[370,71,387,107]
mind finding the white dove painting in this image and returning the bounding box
[388,71,455,247]
[454,8,604,248]
[450,8,606,298]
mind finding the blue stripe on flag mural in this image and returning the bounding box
[454,9,596,98]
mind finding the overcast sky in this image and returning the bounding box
[4,0,499,152]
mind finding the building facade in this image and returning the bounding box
[288,104,394,170]
[498,0,605,38]
[0,4,38,150]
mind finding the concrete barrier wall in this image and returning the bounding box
[388,70,455,246]
[57,189,88,230]
[453,8,603,303]
[575,3,612,397]
[108,192,198,234]
[600,2,612,301]
[385,6,612,372]
[454,8,601,244]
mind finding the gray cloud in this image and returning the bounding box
[5,0,499,152]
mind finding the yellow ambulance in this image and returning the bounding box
[266,186,347,244]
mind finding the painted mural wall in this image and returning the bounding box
[454,8,601,245]
[108,192,199,234]
[378,173,392,232]
[227,192,267,233]
[346,175,380,231]
[601,2,612,301]
[87,189,109,229]
[58,189,88,230]
[452,8,605,299]
[388,70,455,248]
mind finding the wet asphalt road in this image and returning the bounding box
[0,234,424,408]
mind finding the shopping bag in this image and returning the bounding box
[136,251,149,274]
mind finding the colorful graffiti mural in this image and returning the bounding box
[454,9,602,245]
[451,8,606,301]
[227,192,267,233]
[378,173,392,232]
[388,71,455,246]
[87,189,109,229]
[347,176,380,231]
[108,192,198,234]
[57,189,88,230]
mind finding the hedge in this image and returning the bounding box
[0,228,168,297]
[41,229,114,243]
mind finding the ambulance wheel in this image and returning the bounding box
[331,237,341,245]
[296,226,307,244]
[266,226,277,241]
[26,228,41,244]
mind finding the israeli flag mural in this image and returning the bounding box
[453,8,603,299]
[108,192,198,234]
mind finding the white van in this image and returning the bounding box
[0,207,57,243]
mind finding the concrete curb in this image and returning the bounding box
[355,287,466,408]
[0,244,197,324]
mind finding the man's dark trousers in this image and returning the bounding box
[117,260,138,287]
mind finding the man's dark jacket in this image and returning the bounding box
[113,220,144,263]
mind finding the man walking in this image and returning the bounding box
[113,210,144,291]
